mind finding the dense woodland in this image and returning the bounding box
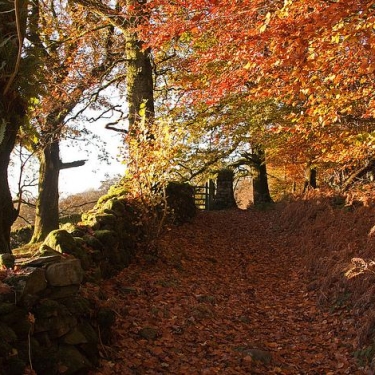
[0,0,374,250]
[1,0,375,374]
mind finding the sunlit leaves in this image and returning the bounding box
[134,0,375,187]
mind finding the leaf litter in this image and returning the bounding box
[89,208,364,374]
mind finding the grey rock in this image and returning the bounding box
[45,259,83,286]
[4,267,47,297]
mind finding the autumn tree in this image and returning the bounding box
[74,0,162,208]
[135,0,375,192]
[0,0,40,253]
[25,0,122,242]
[75,0,155,134]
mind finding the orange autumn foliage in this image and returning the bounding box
[135,0,375,178]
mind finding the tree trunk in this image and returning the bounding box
[0,0,28,253]
[30,139,61,243]
[303,165,317,192]
[0,122,21,253]
[125,0,154,132]
[251,146,273,205]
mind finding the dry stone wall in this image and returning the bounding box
[1,184,196,375]
[0,194,141,375]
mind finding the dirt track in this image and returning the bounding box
[90,209,363,374]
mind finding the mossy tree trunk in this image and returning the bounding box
[30,135,86,243]
[125,0,154,133]
[0,0,28,253]
[0,119,24,253]
[31,138,61,243]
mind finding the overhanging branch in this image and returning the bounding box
[60,159,87,170]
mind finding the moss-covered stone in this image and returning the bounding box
[94,230,122,266]
[82,234,104,251]
[57,345,92,375]
[69,239,93,270]
[78,321,98,344]
[34,313,77,338]
[61,297,91,316]
[38,245,63,258]
[103,198,127,217]
[42,229,78,254]
[61,326,89,345]
[80,212,98,229]
[94,230,119,250]
[34,299,60,319]
[45,259,84,287]
[61,321,98,348]
[12,242,40,259]
[96,184,128,206]
[93,213,117,229]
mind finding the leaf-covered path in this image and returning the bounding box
[91,209,363,374]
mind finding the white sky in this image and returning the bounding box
[59,124,125,197]
[9,123,126,199]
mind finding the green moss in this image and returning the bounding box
[103,199,127,216]
[12,242,40,258]
[43,229,78,254]
[82,234,104,251]
[93,213,117,228]
[94,230,119,249]
[97,183,129,206]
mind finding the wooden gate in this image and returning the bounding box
[193,180,215,210]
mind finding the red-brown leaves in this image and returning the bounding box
[89,208,364,374]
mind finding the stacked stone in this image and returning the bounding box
[0,250,112,375]
[2,188,195,374]
[0,195,137,374]
[213,169,237,209]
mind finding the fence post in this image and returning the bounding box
[208,179,216,210]
[205,182,209,210]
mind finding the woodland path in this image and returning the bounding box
[90,209,363,375]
